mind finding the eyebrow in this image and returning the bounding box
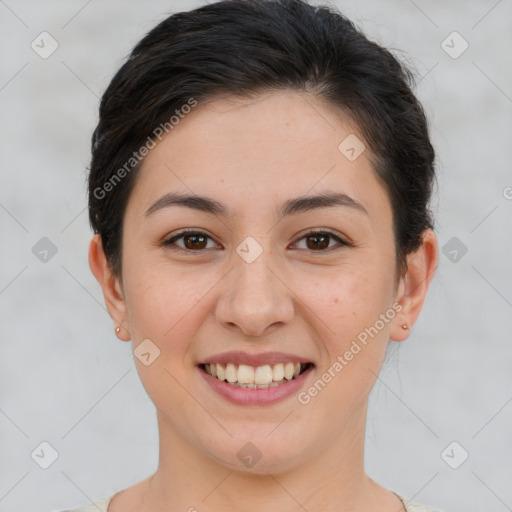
[144,191,368,219]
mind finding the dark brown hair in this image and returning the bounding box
[88,0,436,281]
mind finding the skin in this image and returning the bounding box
[89,90,438,512]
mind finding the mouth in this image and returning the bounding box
[199,362,314,389]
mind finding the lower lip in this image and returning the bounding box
[198,365,314,406]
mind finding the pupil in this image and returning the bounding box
[308,234,328,250]
[185,234,206,249]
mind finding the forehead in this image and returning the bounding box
[125,90,391,224]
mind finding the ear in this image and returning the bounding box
[88,234,131,341]
[389,229,438,342]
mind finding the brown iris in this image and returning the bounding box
[305,233,330,250]
[183,233,208,250]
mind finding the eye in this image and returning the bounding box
[162,230,220,251]
[162,229,350,253]
[292,230,349,251]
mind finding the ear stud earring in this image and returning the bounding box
[401,324,409,330]
[115,326,121,334]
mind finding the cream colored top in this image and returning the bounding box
[54,491,444,511]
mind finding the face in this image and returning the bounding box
[100,90,414,474]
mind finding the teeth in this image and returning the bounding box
[254,365,273,385]
[225,363,237,383]
[237,364,255,384]
[216,364,225,381]
[272,363,284,381]
[204,362,308,387]
[284,362,295,380]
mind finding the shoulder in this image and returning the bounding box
[396,493,446,512]
[49,494,115,512]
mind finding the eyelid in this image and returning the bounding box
[163,229,221,250]
[290,229,351,250]
[162,228,351,252]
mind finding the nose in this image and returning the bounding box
[215,247,295,337]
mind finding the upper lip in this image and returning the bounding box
[198,351,314,367]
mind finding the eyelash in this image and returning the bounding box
[162,229,351,253]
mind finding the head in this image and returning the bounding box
[88,0,437,474]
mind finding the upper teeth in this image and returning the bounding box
[204,362,303,387]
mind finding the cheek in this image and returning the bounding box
[130,273,200,343]
[123,258,209,344]
[291,261,395,385]
[122,263,210,405]
[298,271,393,411]
[297,265,391,330]
[123,261,237,397]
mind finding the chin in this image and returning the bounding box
[203,430,312,475]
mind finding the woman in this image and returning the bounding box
[66,0,441,510]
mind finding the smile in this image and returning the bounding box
[201,362,312,388]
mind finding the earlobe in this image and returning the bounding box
[389,229,438,342]
[88,234,130,340]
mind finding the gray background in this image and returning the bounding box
[1,1,511,511]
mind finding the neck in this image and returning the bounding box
[140,401,393,512]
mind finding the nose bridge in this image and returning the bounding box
[235,247,277,297]
[216,238,294,336]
